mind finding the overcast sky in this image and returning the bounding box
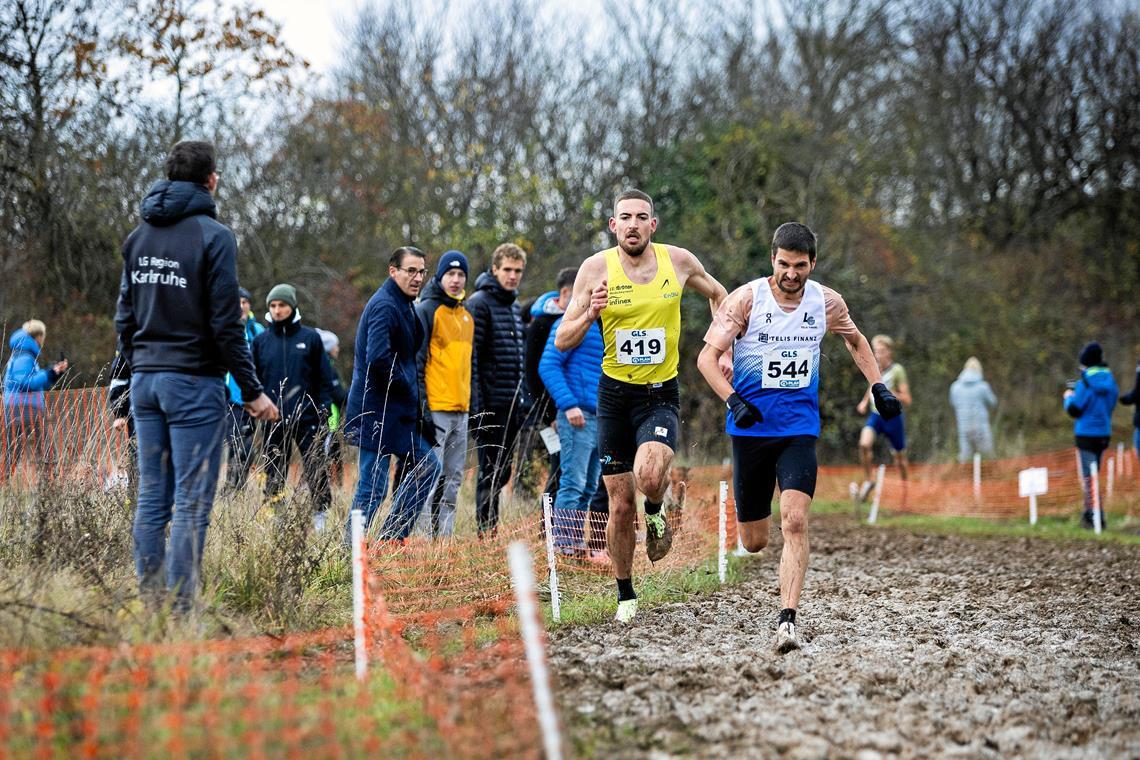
[264,0,610,80]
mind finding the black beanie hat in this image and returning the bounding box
[435,250,469,282]
[1079,342,1103,367]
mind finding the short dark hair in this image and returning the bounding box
[555,267,578,291]
[164,141,216,184]
[771,222,817,261]
[613,188,654,216]
[389,246,425,269]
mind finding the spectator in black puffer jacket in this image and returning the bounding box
[252,283,337,531]
[467,243,529,536]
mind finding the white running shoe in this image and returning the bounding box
[775,621,800,653]
[857,480,874,503]
[615,598,638,623]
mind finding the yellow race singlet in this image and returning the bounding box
[600,243,682,384]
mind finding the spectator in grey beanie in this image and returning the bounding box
[252,282,337,531]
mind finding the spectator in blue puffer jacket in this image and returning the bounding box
[1063,341,1118,528]
[540,314,604,554]
[3,321,68,481]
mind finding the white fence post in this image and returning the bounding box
[868,464,886,524]
[1091,461,1102,535]
[1029,492,1038,526]
[541,493,561,623]
[1106,456,1115,500]
[508,542,563,760]
[351,509,367,681]
[973,453,982,502]
[718,481,728,584]
[1117,443,1125,478]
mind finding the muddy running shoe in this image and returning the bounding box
[774,621,800,653]
[615,598,638,623]
[645,512,673,562]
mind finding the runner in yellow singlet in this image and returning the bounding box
[555,189,727,623]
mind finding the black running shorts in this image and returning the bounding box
[731,434,818,522]
[597,374,680,476]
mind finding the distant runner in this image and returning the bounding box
[856,335,912,501]
[556,189,727,623]
[697,222,900,652]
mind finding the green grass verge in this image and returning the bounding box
[810,498,1140,545]
[543,552,756,628]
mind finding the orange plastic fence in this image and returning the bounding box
[0,388,130,488]
[3,387,1138,757]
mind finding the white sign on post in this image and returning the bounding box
[1018,467,1048,525]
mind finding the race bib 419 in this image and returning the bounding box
[615,328,666,365]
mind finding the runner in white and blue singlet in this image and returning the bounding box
[698,222,901,654]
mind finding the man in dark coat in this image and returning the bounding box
[252,283,337,530]
[114,140,278,610]
[467,243,529,536]
[343,247,441,540]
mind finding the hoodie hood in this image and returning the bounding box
[8,329,40,357]
[420,276,464,307]
[1082,366,1116,394]
[530,290,564,318]
[956,368,983,384]
[266,308,303,334]
[140,180,217,227]
[475,271,517,303]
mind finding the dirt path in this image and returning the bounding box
[549,515,1140,758]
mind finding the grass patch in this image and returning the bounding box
[811,498,1140,545]
[544,552,756,628]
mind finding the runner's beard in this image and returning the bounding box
[619,237,650,257]
[776,277,804,295]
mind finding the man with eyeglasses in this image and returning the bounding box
[343,246,442,541]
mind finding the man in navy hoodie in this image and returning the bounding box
[115,141,278,610]
[252,283,337,531]
[1063,342,1118,529]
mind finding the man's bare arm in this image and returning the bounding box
[671,246,728,314]
[844,329,882,389]
[554,254,606,351]
[698,343,734,402]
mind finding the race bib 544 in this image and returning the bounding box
[761,347,814,389]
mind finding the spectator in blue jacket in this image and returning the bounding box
[252,283,337,531]
[539,313,604,554]
[2,320,68,481]
[1063,341,1118,528]
[343,247,441,541]
[223,286,265,493]
[115,140,278,611]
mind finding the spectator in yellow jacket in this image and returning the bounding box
[415,250,474,537]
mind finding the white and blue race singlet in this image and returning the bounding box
[727,278,827,438]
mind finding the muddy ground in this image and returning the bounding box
[549,515,1140,758]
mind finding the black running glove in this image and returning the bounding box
[872,382,902,420]
[727,392,763,428]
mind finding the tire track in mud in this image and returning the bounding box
[549,515,1140,758]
